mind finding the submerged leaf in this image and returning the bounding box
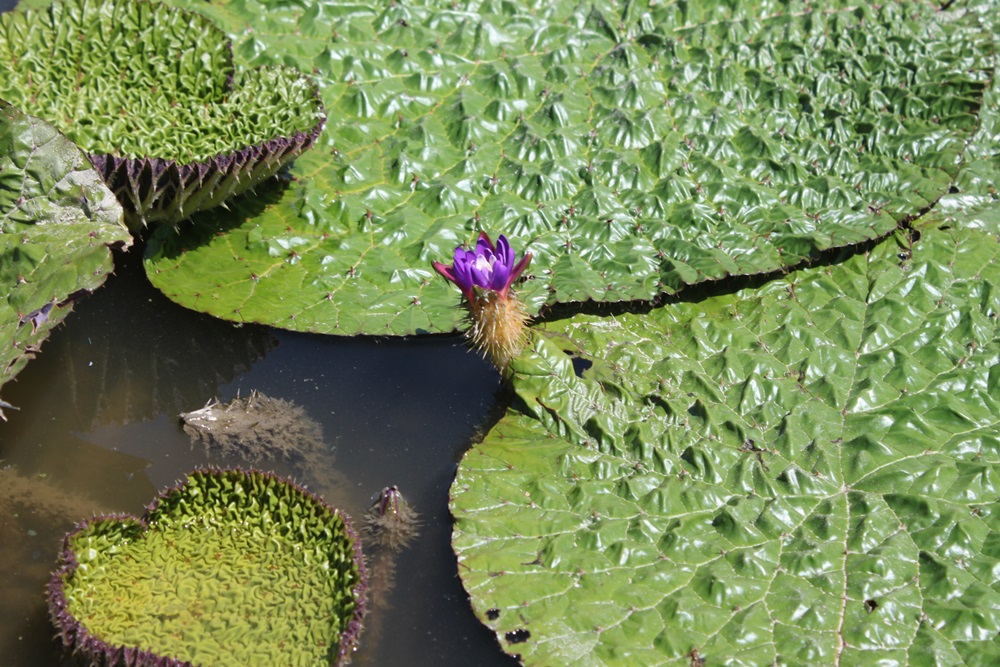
[0,99,129,414]
[141,0,994,335]
[452,223,1000,666]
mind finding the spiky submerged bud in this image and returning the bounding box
[362,486,420,552]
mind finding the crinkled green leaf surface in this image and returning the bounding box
[50,469,366,667]
[932,1,1000,229]
[142,0,993,335]
[452,222,1000,666]
[0,99,129,410]
[1,0,325,227]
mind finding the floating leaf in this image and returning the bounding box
[932,5,1000,229]
[48,468,367,667]
[140,0,993,335]
[452,222,1000,666]
[0,0,325,229]
[0,99,129,415]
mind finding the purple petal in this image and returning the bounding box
[452,245,473,265]
[452,252,477,296]
[432,260,457,283]
[469,259,493,290]
[491,256,511,291]
[495,235,515,271]
[435,233,530,302]
[475,232,495,256]
[434,253,476,303]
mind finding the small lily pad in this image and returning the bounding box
[48,468,366,667]
[0,0,325,229]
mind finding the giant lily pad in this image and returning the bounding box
[48,468,366,667]
[138,0,993,335]
[939,3,1000,223]
[0,99,129,415]
[451,221,1000,665]
[0,0,325,229]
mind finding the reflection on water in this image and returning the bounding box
[0,247,519,666]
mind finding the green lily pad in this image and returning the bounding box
[0,0,325,229]
[48,468,366,667]
[138,0,993,335]
[0,98,129,416]
[921,2,1000,229]
[451,221,1000,666]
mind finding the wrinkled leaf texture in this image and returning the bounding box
[1,0,325,228]
[452,21,1000,656]
[0,99,129,406]
[453,219,1000,666]
[142,0,993,335]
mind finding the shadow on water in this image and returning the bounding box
[0,244,521,667]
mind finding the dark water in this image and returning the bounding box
[0,241,520,667]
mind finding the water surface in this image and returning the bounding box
[0,247,519,667]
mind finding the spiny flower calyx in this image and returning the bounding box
[433,233,532,373]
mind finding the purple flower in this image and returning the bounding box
[433,232,531,304]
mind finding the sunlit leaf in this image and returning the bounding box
[140,0,993,335]
[1,0,325,228]
[452,222,1000,666]
[0,99,130,414]
[49,469,366,667]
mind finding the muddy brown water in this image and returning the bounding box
[0,242,520,667]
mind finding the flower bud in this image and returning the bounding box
[433,233,532,373]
